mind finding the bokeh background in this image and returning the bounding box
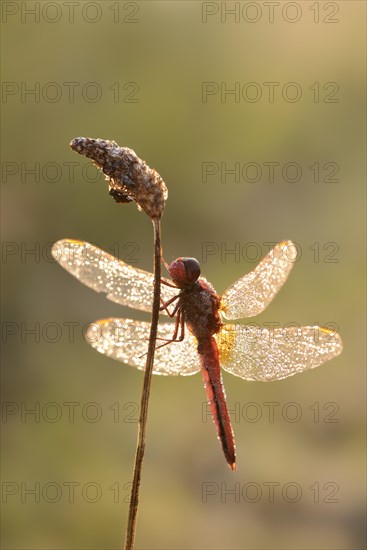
[1,1,366,549]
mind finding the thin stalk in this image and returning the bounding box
[124,217,162,550]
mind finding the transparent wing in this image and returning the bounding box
[216,324,343,382]
[86,318,201,376]
[51,239,177,315]
[221,241,297,320]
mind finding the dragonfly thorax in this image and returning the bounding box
[181,278,222,341]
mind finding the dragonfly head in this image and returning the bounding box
[169,257,201,288]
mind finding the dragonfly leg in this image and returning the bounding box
[161,278,178,289]
[138,309,185,359]
[160,294,180,317]
[155,308,185,350]
[162,257,170,271]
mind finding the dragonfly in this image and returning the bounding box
[52,239,343,470]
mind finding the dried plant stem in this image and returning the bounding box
[124,218,162,550]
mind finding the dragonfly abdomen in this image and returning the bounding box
[197,337,236,471]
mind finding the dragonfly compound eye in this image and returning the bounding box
[168,257,201,287]
[183,258,201,283]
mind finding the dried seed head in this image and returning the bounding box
[70,137,168,219]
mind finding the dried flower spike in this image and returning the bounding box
[70,137,168,219]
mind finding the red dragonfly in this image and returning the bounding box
[52,239,343,470]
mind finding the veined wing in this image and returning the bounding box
[51,239,177,314]
[221,241,297,320]
[216,324,343,382]
[86,318,201,376]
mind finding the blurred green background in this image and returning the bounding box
[1,1,366,549]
